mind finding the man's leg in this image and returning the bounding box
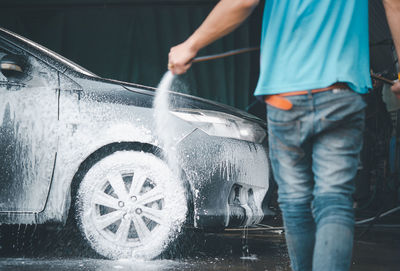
[311,90,366,271]
[267,97,315,271]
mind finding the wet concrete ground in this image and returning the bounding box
[0,223,399,271]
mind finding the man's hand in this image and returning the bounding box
[392,81,400,98]
[168,41,198,75]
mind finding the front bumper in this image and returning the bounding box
[177,129,269,229]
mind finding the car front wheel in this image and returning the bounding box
[76,150,187,259]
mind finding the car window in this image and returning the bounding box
[0,43,21,82]
[0,51,6,82]
[1,28,96,77]
[0,38,58,89]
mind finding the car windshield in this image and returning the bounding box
[1,27,97,77]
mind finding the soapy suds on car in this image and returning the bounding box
[0,60,59,212]
[153,71,180,176]
[73,71,189,259]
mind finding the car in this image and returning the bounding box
[0,27,270,259]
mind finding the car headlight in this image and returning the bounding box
[171,109,266,143]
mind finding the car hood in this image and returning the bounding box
[102,77,266,127]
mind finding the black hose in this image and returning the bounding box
[355,206,400,225]
[192,47,260,63]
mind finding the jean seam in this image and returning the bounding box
[269,125,305,166]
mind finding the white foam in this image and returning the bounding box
[0,59,59,212]
[240,254,258,261]
[77,151,187,260]
[153,71,180,176]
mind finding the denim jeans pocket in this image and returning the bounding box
[317,94,366,144]
[319,91,366,124]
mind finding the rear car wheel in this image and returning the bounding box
[76,150,187,259]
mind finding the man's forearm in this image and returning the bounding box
[383,0,400,64]
[168,0,259,74]
[185,0,259,52]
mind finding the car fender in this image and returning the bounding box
[39,112,195,224]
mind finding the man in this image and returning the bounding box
[168,1,400,270]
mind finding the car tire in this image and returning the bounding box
[75,150,188,259]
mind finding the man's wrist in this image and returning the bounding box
[185,37,201,56]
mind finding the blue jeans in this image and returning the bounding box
[267,89,366,271]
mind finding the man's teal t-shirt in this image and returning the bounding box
[254,0,372,96]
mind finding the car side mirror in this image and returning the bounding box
[0,54,30,81]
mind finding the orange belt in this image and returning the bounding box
[264,83,349,110]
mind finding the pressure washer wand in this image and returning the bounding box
[192,47,260,63]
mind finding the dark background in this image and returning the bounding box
[0,0,263,111]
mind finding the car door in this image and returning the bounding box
[0,38,58,212]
